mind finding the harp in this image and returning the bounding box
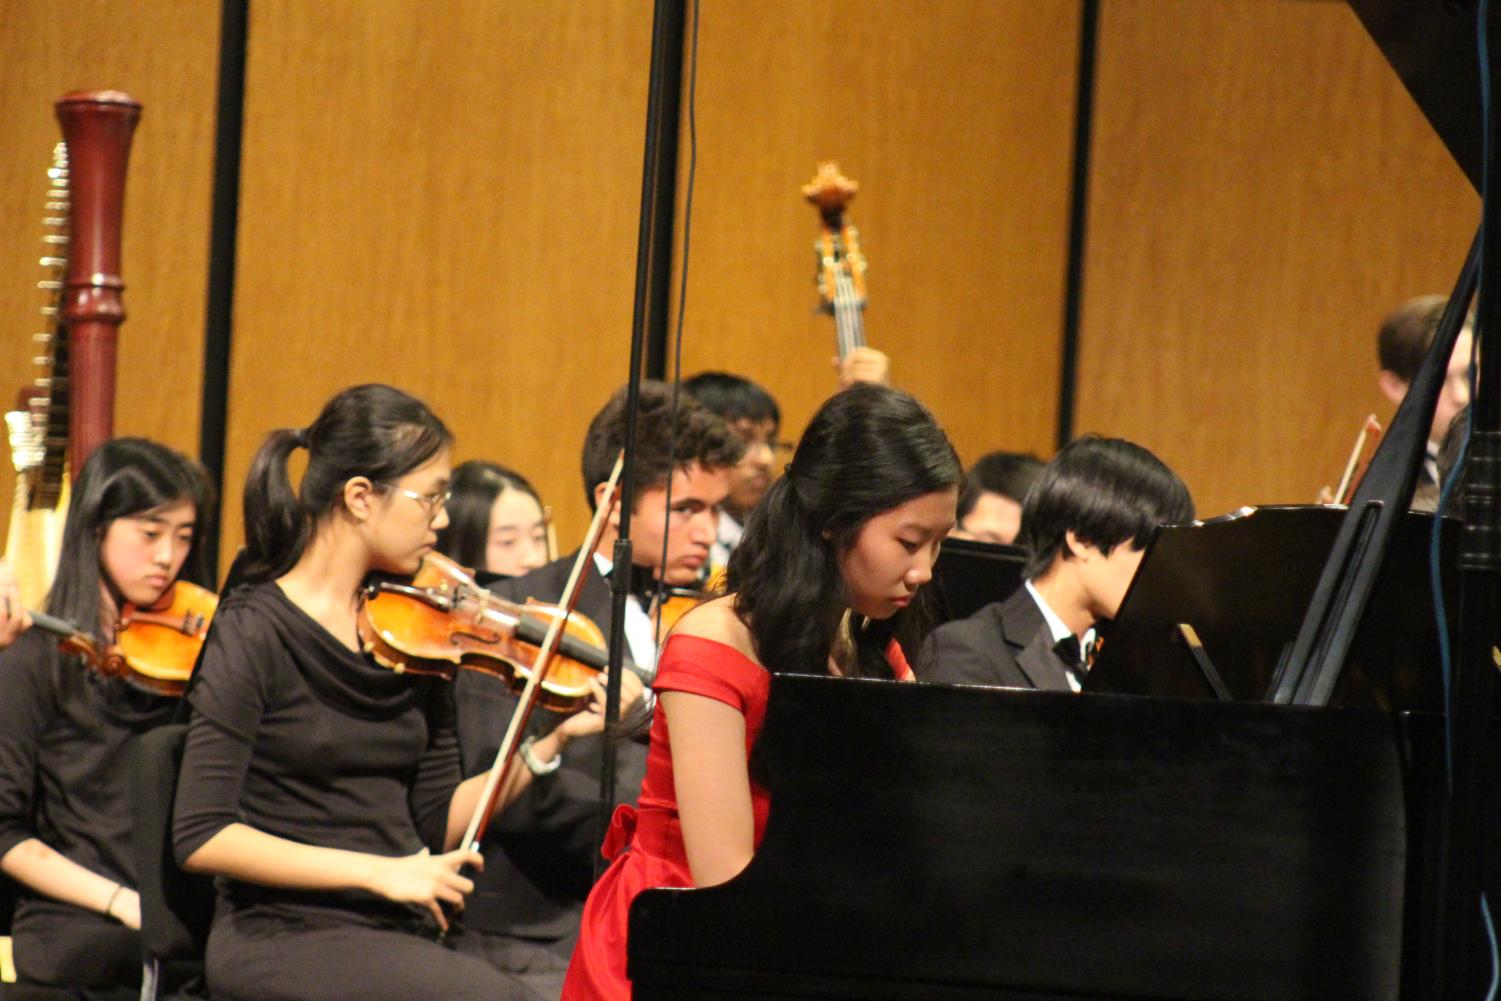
[3,91,140,606]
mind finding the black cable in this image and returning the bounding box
[655,0,701,646]
[596,0,690,880]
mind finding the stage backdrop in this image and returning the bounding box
[0,0,219,553]
[0,0,1478,578]
[1076,0,1477,516]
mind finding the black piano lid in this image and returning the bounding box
[1084,505,1459,710]
[1348,0,1481,192]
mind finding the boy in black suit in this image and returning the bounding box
[451,380,742,996]
[919,436,1193,692]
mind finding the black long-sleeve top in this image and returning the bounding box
[0,630,176,878]
[0,629,176,986]
[172,582,462,934]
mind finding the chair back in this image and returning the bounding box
[130,724,214,963]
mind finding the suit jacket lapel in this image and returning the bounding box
[1000,589,1073,692]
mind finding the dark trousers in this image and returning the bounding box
[11,899,138,999]
[204,912,544,1001]
[451,926,577,1001]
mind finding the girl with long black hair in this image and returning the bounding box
[562,383,962,1001]
[0,437,211,998]
[171,384,544,1001]
[434,460,552,579]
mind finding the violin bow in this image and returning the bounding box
[1334,414,1382,505]
[459,451,626,853]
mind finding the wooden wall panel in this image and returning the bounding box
[11,0,1444,571]
[223,1,653,566]
[0,0,218,552]
[1079,0,1477,519]
[675,0,1079,470]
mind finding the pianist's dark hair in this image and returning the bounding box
[727,384,961,679]
[1018,435,1194,580]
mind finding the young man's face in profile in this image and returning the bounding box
[630,462,731,585]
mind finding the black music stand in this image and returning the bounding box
[1085,506,1458,710]
[928,537,1027,627]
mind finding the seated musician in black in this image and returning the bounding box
[450,379,742,997]
[948,450,1044,546]
[1375,294,1473,512]
[682,372,783,576]
[918,437,1193,691]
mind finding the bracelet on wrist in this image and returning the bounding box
[104,883,124,919]
[519,735,561,776]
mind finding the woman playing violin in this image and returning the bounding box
[0,437,211,998]
[171,384,541,1001]
[562,384,961,1001]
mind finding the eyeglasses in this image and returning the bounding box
[728,422,794,456]
[384,484,452,516]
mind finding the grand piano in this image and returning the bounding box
[624,1,1499,998]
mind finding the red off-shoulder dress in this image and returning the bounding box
[561,633,912,1001]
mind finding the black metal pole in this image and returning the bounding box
[197,0,249,584]
[643,9,685,382]
[1056,0,1099,452]
[597,0,688,877]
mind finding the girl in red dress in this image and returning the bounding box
[562,384,962,1000]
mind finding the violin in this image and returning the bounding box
[357,550,611,713]
[647,571,728,641]
[453,452,627,860]
[29,579,217,696]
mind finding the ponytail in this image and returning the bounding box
[238,384,453,583]
[241,428,311,581]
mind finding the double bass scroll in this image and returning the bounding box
[803,162,868,362]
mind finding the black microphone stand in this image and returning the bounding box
[597,0,688,878]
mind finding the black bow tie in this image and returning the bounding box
[1053,633,1098,673]
[602,562,660,603]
